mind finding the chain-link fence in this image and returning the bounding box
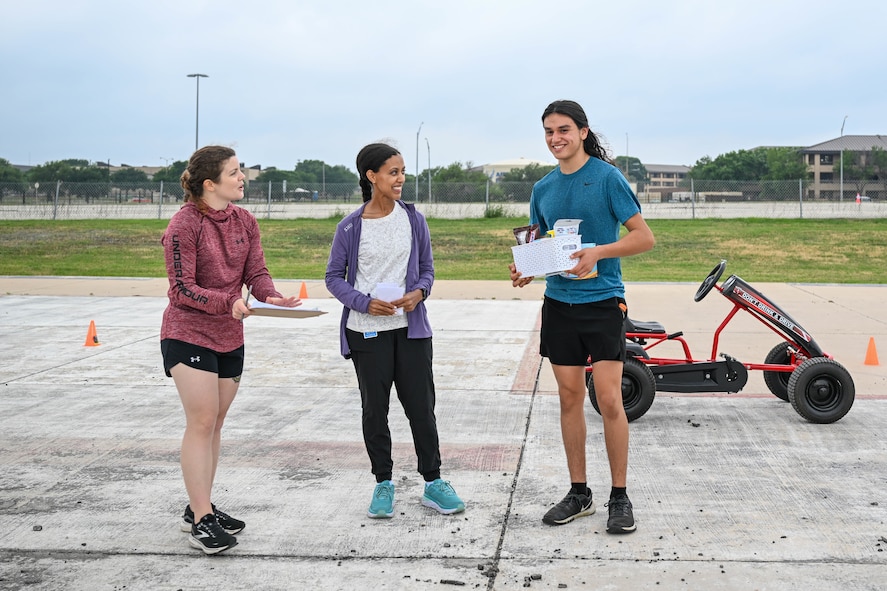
[1,179,885,220]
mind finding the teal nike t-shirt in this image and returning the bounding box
[529,156,641,304]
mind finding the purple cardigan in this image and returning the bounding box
[324,200,434,358]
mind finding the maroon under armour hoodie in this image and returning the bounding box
[160,202,281,352]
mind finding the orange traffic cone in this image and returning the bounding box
[299,281,308,299]
[84,320,100,347]
[864,337,879,366]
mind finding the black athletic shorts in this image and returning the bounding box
[540,296,627,366]
[161,338,245,378]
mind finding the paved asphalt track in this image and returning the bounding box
[0,276,885,591]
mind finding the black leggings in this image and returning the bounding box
[346,328,441,483]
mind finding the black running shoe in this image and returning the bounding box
[605,494,636,534]
[189,513,238,555]
[181,504,245,535]
[542,489,596,525]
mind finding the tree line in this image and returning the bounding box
[3,145,886,190]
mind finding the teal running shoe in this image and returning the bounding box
[368,481,395,518]
[421,479,465,515]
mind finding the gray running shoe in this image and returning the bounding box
[605,495,636,534]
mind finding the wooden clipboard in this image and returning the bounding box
[248,303,327,318]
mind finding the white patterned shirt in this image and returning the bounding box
[346,204,411,333]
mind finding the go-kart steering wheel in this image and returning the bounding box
[694,260,727,302]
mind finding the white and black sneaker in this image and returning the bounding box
[181,504,245,535]
[189,513,238,555]
[542,489,596,525]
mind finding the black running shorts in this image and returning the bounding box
[161,338,244,378]
[540,296,627,366]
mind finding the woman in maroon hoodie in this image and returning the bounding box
[160,145,299,554]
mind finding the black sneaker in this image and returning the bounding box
[189,513,238,555]
[181,504,245,535]
[542,489,596,525]
[605,494,636,534]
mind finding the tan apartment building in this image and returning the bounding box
[802,135,887,200]
[645,164,689,188]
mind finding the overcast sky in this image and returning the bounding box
[2,0,885,173]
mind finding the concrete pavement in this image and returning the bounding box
[0,276,885,590]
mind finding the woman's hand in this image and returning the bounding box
[232,294,302,321]
[367,298,398,316]
[232,298,251,320]
[266,295,302,308]
[391,289,423,313]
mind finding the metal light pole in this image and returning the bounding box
[839,115,847,202]
[425,137,431,202]
[187,74,208,151]
[625,132,629,175]
[415,122,423,199]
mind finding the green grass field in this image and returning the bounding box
[1,217,885,283]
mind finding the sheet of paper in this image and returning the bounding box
[375,282,405,315]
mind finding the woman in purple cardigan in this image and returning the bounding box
[325,143,464,520]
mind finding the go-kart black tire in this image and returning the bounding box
[762,342,793,402]
[787,357,855,424]
[587,357,656,423]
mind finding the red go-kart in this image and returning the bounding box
[586,260,855,424]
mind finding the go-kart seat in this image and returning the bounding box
[625,317,665,335]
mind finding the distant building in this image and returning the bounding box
[12,164,34,174]
[470,158,554,182]
[801,135,887,199]
[645,164,689,188]
[133,166,163,179]
[244,164,262,182]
